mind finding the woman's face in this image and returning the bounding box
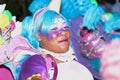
[39,16,70,53]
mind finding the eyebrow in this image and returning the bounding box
[51,27,58,30]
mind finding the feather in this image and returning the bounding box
[83,4,104,30]
[28,0,94,20]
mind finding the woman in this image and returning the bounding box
[19,1,94,79]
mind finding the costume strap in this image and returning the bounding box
[47,54,58,80]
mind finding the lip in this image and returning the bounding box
[58,39,68,43]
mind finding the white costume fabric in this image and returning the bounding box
[57,60,93,80]
[39,47,94,80]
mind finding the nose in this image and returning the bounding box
[57,29,66,36]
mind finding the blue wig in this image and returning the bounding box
[29,0,95,20]
[22,16,39,49]
[60,0,92,19]
[22,8,69,49]
[29,0,50,14]
[83,4,104,30]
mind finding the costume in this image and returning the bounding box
[19,47,93,80]
[0,4,34,80]
[41,47,93,80]
[20,4,94,79]
[0,36,31,64]
[19,53,58,80]
[57,60,93,80]
[69,4,105,79]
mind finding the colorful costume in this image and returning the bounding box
[21,5,94,79]
[0,4,33,80]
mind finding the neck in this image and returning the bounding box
[39,47,76,63]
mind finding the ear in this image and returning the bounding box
[34,32,41,41]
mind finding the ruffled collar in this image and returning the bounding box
[39,47,76,62]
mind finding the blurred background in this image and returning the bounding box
[0,0,120,21]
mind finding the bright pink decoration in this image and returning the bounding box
[0,65,14,80]
[80,27,104,59]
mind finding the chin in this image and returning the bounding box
[58,47,69,53]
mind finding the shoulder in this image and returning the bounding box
[57,60,94,80]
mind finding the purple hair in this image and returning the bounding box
[19,54,48,80]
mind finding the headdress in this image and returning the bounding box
[83,4,104,30]
[29,0,96,20]
[103,12,120,34]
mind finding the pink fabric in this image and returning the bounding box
[0,36,31,64]
[0,65,14,80]
[0,36,33,79]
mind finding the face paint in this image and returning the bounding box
[41,15,69,40]
[45,26,69,40]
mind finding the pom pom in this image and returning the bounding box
[0,14,10,28]
[2,10,12,22]
[101,39,120,80]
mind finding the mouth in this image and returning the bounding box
[58,39,68,43]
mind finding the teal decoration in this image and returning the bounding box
[89,58,101,72]
[103,12,120,33]
[83,4,104,30]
